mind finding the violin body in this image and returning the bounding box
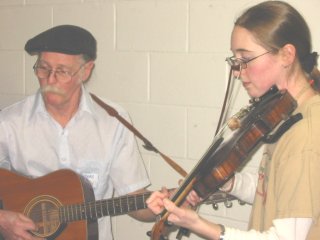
[149,86,299,240]
[193,86,298,198]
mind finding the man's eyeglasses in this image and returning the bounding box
[33,63,85,83]
[225,51,270,71]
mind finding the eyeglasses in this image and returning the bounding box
[226,51,270,71]
[33,63,85,83]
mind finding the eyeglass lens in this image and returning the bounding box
[33,64,84,82]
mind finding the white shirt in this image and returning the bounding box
[223,172,312,240]
[0,87,150,239]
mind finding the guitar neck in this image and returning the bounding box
[59,192,152,223]
[203,191,237,203]
[57,190,238,223]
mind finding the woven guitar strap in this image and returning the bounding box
[90,93,187,177]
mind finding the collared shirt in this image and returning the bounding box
[0,86,150,239]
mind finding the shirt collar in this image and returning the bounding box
[30,85,96,120]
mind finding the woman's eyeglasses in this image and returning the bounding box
[225,51,270,71]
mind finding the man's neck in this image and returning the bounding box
[45,96,81,128]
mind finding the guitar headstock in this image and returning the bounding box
[201,191,244,210]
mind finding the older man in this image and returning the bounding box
[0,25,154,240]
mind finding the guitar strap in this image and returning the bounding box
[90,93,187,177]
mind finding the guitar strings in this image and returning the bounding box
[26,193,152,223]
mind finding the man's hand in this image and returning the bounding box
[0,210,43,240]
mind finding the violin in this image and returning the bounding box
[148,86,301,240]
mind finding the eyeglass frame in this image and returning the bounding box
[225,51,270,71]
[33,62,86,83]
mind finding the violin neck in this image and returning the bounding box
[169,137,224,208]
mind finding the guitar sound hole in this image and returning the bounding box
[24,195,63,238]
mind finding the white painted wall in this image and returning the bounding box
[0,0,319,239]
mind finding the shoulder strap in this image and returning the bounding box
[90,93,187,177]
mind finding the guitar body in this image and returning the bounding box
[0,168,98,240]
[0,169,238,240]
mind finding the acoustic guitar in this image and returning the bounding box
[0,168,236,240]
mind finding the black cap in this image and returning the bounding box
[24,25,97,60]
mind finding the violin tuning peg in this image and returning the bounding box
[227,117,241,130]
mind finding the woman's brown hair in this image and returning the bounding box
[235,1,320,91]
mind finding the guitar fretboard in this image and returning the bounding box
[59,192,152,223]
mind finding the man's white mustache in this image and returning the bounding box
[41,85,65,96]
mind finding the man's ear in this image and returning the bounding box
[279,43,296,67]
[83,60,95,82]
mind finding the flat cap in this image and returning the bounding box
[25,25,97,60]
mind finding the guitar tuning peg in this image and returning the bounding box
[238,200,246,205]
[224,200,233,208]
[165,220,174,227]
[212,203,219,210]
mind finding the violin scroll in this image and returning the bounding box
[227,105,251,130]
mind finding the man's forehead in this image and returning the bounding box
[38,52,83,68]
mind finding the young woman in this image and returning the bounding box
[147,1,320,239]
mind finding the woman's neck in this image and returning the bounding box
[288,80,316,106]
[282,68,317,106]
[295,84,317,106]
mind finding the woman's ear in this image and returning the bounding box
[279,43,296,67]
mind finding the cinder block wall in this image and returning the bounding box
[0,0,319,239]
